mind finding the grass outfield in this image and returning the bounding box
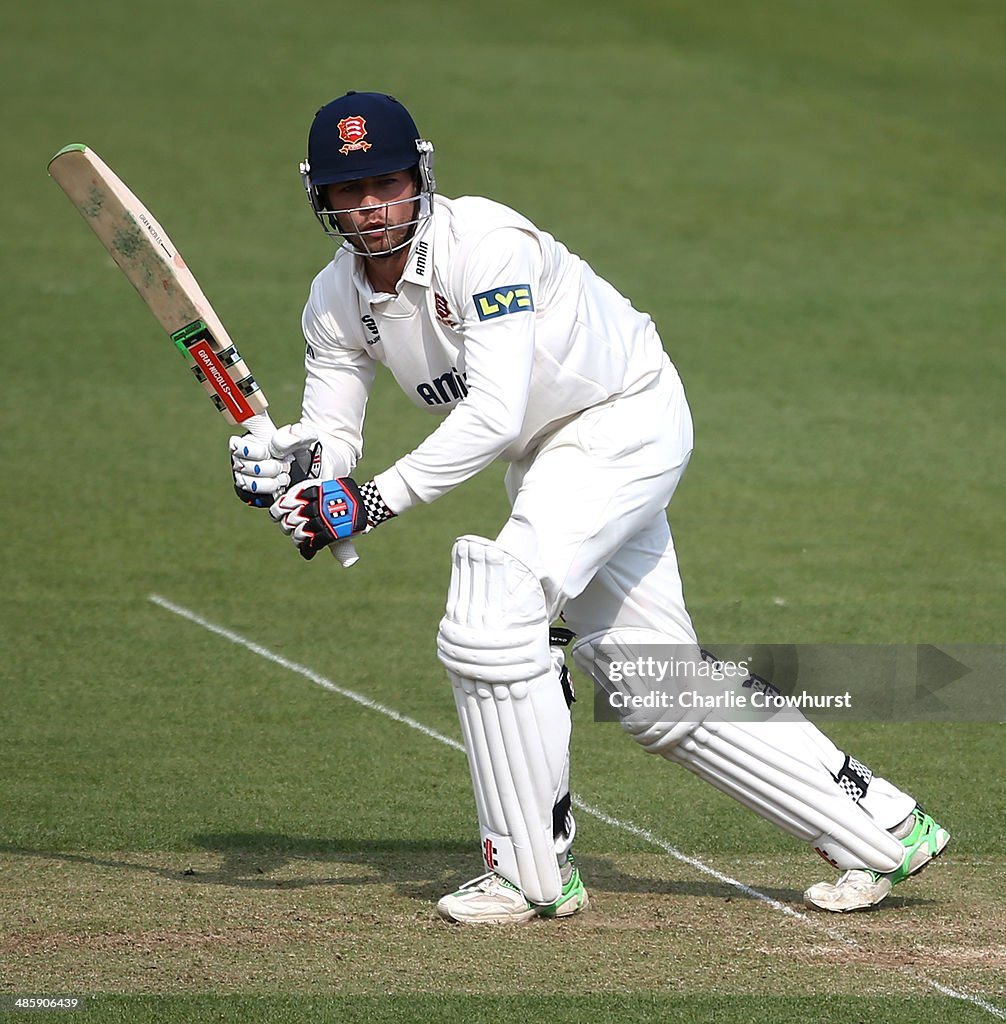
[3,0,1005,1021]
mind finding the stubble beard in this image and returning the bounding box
[356,195,420,258]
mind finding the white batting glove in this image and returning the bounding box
[230,422,320,508]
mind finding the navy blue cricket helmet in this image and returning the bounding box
[299,91,435,254]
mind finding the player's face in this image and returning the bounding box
[323,172,418,257]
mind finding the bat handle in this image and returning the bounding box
[244,413,360,568]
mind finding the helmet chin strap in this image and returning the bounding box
[367,244,408,261]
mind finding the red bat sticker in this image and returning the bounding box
[187,338,255,422]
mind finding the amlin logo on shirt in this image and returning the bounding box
[472,284,534,321]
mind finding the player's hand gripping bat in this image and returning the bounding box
[47,144,358,567]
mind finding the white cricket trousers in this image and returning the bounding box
[497,353,697,644]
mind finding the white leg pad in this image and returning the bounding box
[665,718,903,871]
[438,536,572,905]
[574,628,905,873]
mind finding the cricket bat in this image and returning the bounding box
[47,144,357,567]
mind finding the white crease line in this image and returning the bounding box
[149,593,1006,1020]
[149,593,465,755]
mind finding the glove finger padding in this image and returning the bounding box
[230,424,321,509]
[233,454,294,507]
[228,435,272,461]
[233,465,292,497]
[271,486,311,536]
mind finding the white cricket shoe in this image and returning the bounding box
[437,860,589,925]
[804,868,894,912]
[804,806,950,912]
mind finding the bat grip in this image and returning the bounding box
[244,413,360,568]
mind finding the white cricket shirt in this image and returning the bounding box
[300,194,667,513]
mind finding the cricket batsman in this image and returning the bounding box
[230,91,949,922]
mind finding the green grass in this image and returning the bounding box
[2,0,1004,1021]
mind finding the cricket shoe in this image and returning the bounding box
[437,858,588,924]
[804,806,950,912]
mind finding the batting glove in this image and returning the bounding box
[230,422,321,508]
[269,477,395,560]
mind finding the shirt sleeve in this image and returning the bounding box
[374,227,542,512]
[300,279,376,480]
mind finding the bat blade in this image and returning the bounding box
[47,143,358,566]
[47,143,267,426]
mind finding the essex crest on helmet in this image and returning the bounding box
[336,116,371,154]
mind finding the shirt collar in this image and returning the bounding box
[398,205,435,288]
